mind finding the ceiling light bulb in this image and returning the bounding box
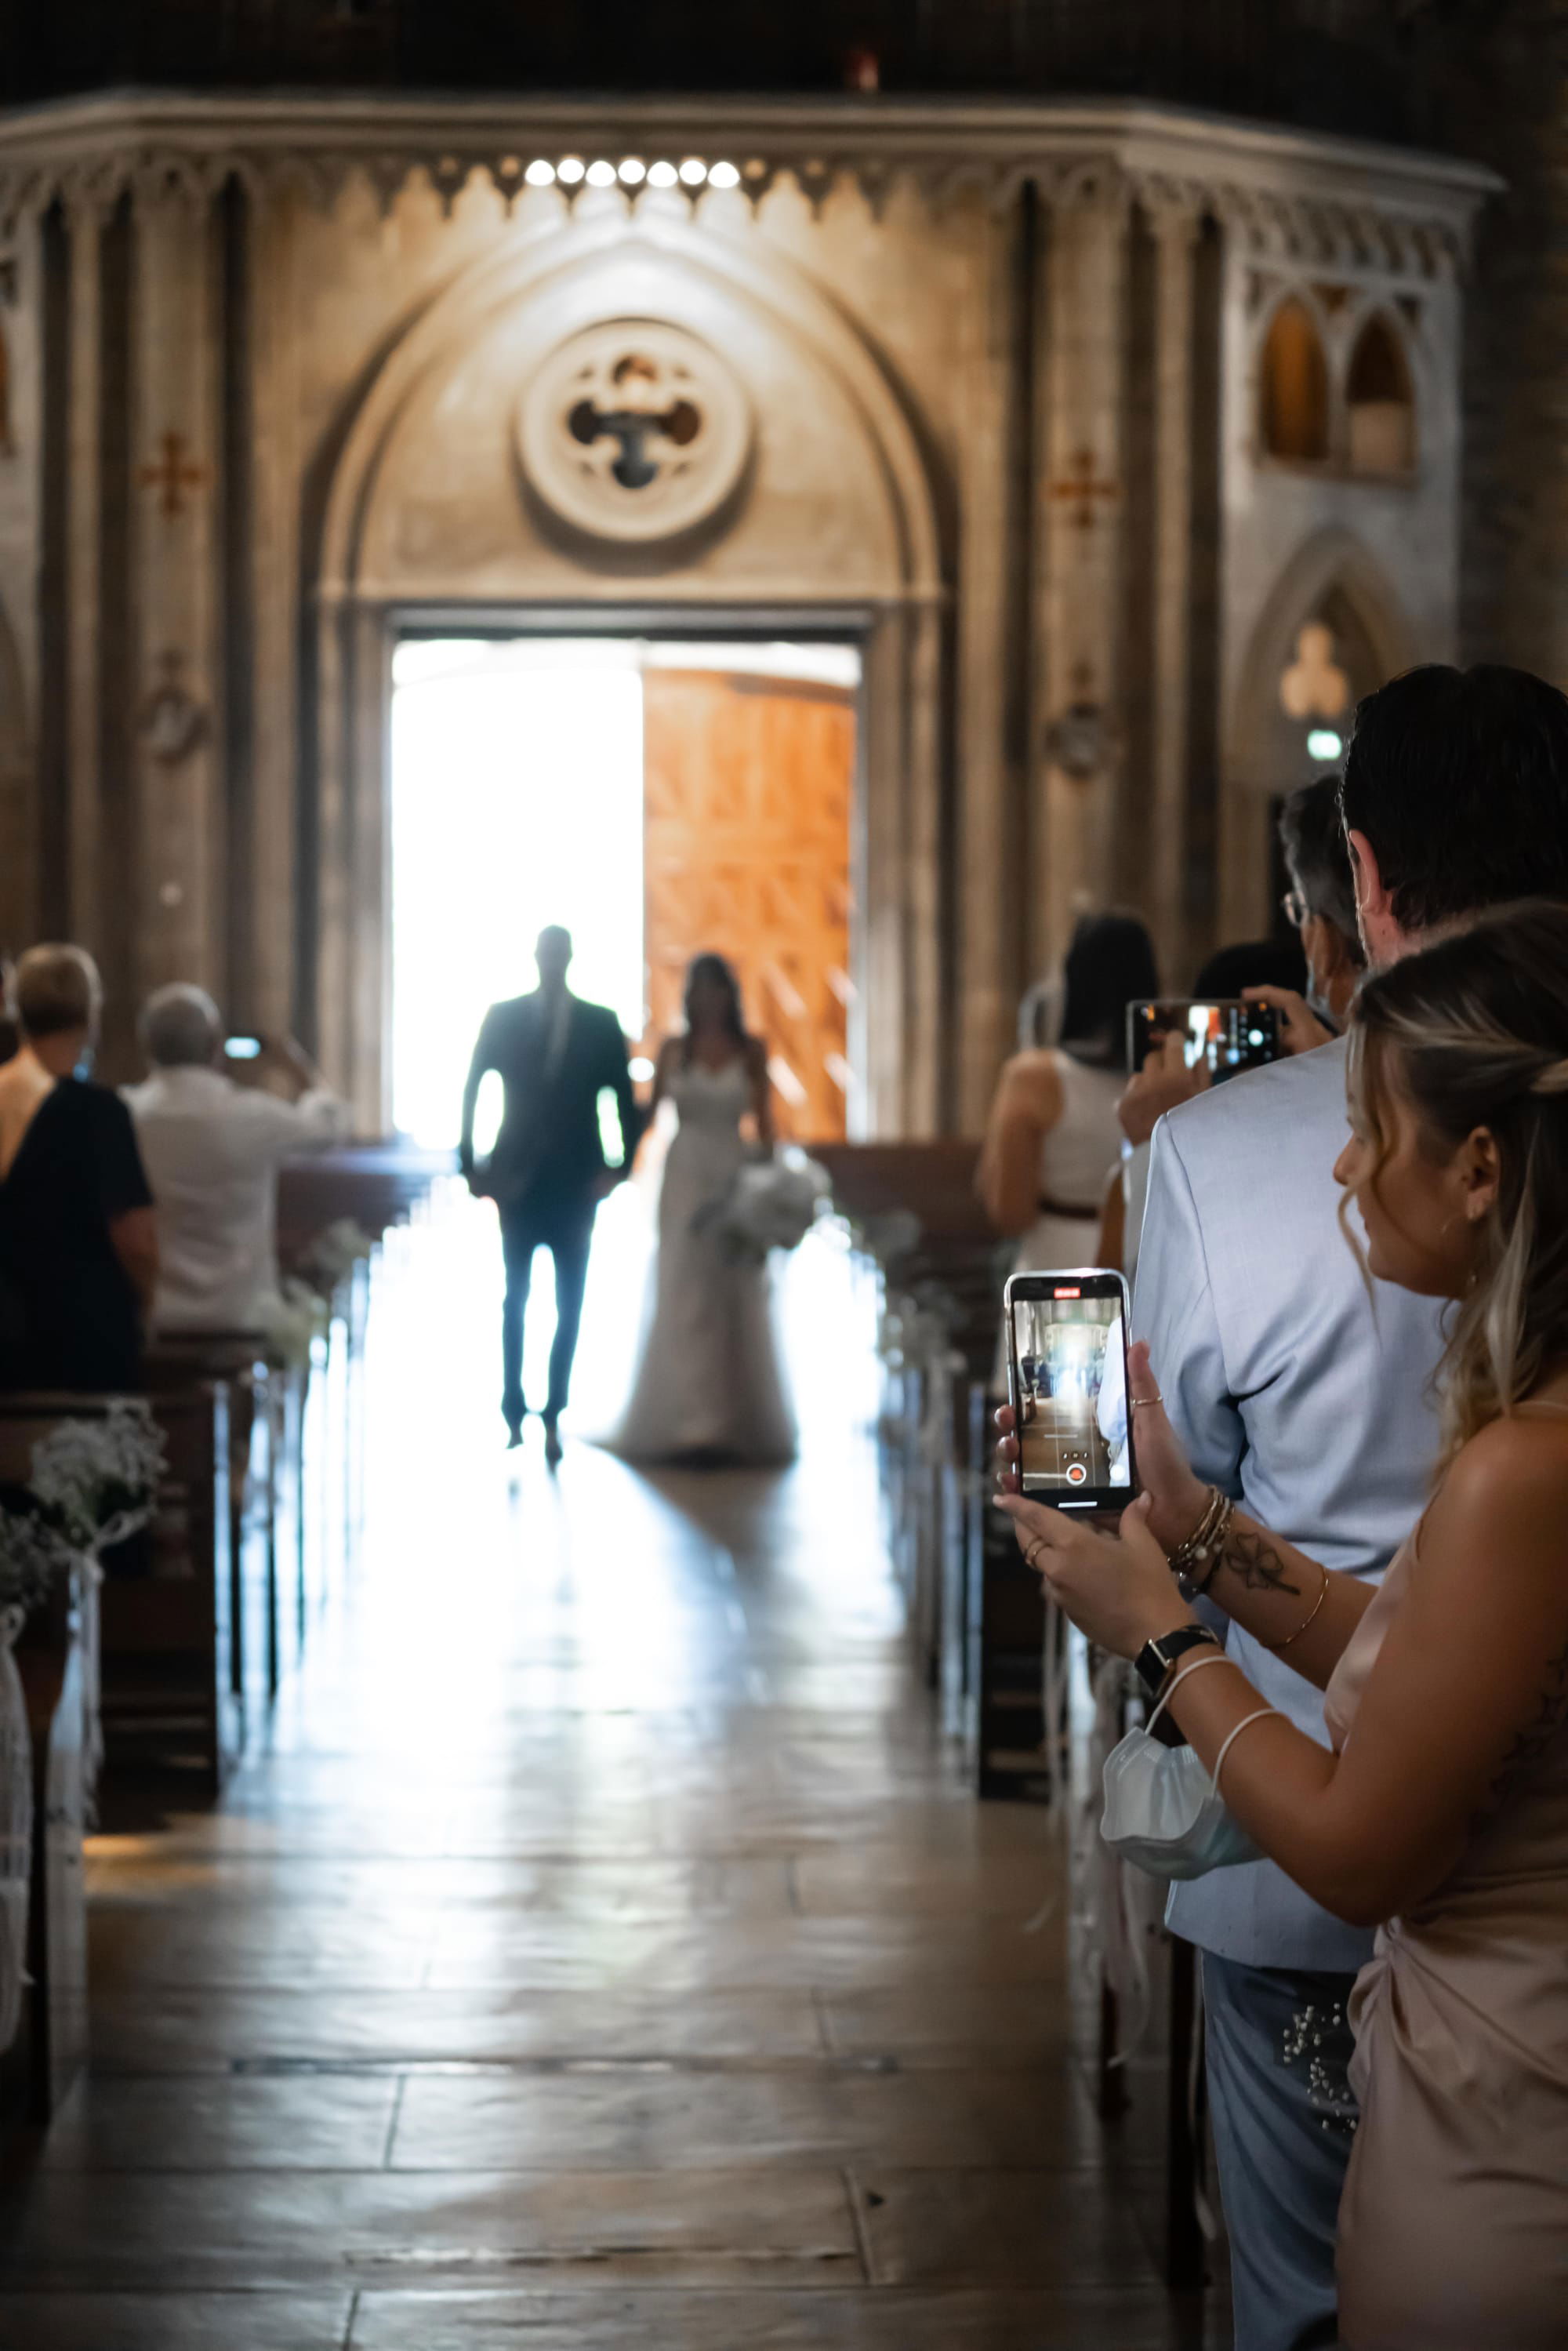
[586,159,617,187]
[618,156,646,185]
[707,160,741,190]
[524,158,556,187]
[557,155,586,185]
[678,156,708,186]
[647,160,678,188]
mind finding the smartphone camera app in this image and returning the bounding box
[1006,1271,1133,1508]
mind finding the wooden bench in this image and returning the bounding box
[2,1578,89,2128]
[0,1390,238,1795]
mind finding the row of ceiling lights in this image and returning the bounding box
[521,156,743,191]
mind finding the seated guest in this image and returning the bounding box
[125,987,347,1334]
[0,944,157,1392]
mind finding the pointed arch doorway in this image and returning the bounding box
[387,625,861,1155]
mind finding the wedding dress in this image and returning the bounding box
[608,1058,797,1465]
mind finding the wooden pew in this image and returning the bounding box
[815,1143,1024,1738]
[101,1382,237,1793]
[145,1336,274,1703]
[0,1390,240,1796]
[5,1576,88,2128]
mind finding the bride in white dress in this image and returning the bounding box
[609,955,797,1466]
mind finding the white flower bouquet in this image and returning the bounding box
[300,1217,375,1292]
[256,1277,332,1372]
[698,1150,831,1267]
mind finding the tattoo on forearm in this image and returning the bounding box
[1485,1631,1568,1815]
[1217,1528,1302,1601]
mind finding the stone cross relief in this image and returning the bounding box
[1047,447,1119,532]
[139,431,208,519]
[567,354,701,491]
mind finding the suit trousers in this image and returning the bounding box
[499,1194,597,1424]
[1202,1953,1360,2351]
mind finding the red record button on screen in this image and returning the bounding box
[1066,1463,1087,1486]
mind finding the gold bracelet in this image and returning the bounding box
[1264,1559,1331,1652]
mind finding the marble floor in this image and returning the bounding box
[0,1195,1229,2347]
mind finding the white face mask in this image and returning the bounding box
[1100,1652,1269,1882]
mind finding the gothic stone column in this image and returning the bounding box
[1033,169,1131,978]
[129,180,223,1009]
[1148,197,1200,987]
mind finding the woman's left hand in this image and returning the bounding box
[996,1490,1190,1660]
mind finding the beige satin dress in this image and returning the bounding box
[1325,1532,1568,2349]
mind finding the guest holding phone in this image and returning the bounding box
[999,899,1568,2349]
[126,987,347,1335]
[978,912,1158,1292]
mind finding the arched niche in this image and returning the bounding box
[1346,312,1417,476]
[1258,296,1330,464]
[308,205,945,1136]
[1222,528,1417,941]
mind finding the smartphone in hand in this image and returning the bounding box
[1127,999,1280,1085]
[1004,1269,1134,1511]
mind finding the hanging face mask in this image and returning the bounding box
[1101,1652,1272,1882]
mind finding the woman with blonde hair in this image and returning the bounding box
[1000,899,1568,2347]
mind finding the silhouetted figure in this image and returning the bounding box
[459,926,641,1460]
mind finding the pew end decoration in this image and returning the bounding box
[0,1402,165,2051]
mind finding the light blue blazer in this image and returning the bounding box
[1134,1037,1446,1971]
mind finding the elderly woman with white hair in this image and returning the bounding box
[0,944,158,1392]
[124,986,347,1335]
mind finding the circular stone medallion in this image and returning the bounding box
[519,319,752,545]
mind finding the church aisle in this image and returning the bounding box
[0,1202,1226,2349]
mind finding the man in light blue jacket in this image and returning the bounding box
[1134,663,1568,2349]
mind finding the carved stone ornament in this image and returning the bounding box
[517,319,752,545]
[139,651,208,767]
[1045,698,1121,783]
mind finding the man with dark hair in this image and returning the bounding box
[1278,772,1365,1029]
[1134,662,1568,2351]
[459,926,642,1462]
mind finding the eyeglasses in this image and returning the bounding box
[1281,888,1309,929]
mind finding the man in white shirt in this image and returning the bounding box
[1134,663,1568,2350]
[125,986,348,1334]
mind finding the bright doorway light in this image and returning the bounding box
[389,638,646,1147]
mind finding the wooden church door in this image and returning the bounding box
[640,668,855,1140]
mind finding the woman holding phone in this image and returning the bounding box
[999,900,1568,2349]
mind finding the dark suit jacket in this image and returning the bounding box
[459,992,641,1212]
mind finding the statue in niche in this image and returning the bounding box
[567,354,702,492]
[1279,622,1350,723]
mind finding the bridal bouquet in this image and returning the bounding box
[701,1150,832,1266]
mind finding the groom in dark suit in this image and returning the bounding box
[459,926,642,1459]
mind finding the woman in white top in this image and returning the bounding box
[978,913,1159,1281]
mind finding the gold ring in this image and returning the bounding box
[1131,1394,1165,1409]
[1025,1536,1048,1572]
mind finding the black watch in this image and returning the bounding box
[1134,1622,1220,1699]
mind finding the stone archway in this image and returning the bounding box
[1221,527,1417,941]
[309,204,945,1135]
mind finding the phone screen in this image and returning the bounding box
[1127,1000,1280,1085]
[225,1034,264,1061]
[1005,1270,1134,1510]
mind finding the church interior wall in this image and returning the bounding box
[0,97,1493,1136]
